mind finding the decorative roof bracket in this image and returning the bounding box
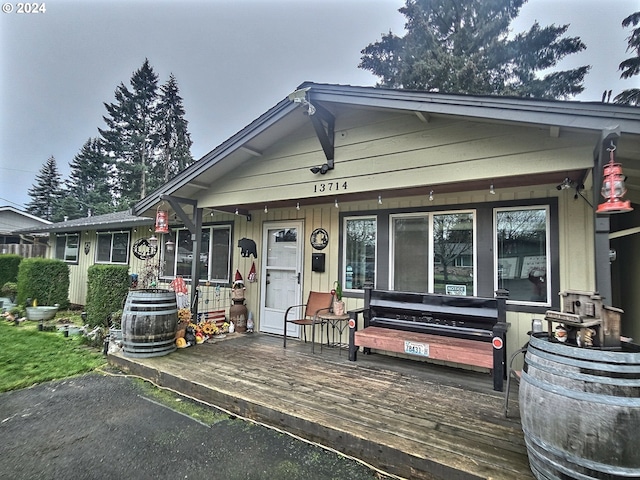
[309,102,335,164]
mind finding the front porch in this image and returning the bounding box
[108,333,533,480]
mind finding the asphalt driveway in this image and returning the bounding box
[0,372,386,480]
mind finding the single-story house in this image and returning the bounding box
[17,83,640,366]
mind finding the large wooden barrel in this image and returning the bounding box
[122,289,178,358]
[519,334,640,479]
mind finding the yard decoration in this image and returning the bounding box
[331,281,345,316]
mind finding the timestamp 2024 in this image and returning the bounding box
[3,3,46,13]
[313,181,348,193]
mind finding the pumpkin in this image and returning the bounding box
[176,337,187,348]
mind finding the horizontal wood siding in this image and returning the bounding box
[196,111,597,208]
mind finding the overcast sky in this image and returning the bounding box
[1,0,638,211]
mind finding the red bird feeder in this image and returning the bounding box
[596,144,633,215]
[155,208,169,233]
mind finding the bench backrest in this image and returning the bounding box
[365,289,500,341]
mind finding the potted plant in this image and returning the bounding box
[331,281,345,316]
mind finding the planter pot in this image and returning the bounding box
[26,306,58,321]
[333,301,345,316]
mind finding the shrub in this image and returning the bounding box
[1,282,18,302]
[0,254,22,287]
[16,258,70,308]
[86,265,130,328]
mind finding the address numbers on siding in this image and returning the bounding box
[313,181,348,193]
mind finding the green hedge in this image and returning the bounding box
[0,254,22,287]
[86,264,130,328]
[16,258,70,308]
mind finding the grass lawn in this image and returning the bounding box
[0,319,106,392]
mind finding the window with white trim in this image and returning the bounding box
[390,211,476,296]
[495,206,550,305]
[163,225,232,282]
[55,233,79,263]
[96,232,130,264]
[343,216,376,290]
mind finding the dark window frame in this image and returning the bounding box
[95,231,130,264]
[338,198,559,314]
[54,233,80,264]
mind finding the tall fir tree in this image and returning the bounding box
[63,137,115,219]
[154,73,194,186]
[614,11,640,106]
[26,156,63,221]
[99,59,159,205]
[359,0,589,99]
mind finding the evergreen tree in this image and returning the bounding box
[154,74,194,185]
[359,0,589,99]
[99,59,159,204]
[614,11,640,106]
[64,137,115,218]
[26,156,63,221]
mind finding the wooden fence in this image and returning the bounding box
[0,243,47,258]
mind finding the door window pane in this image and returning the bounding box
[392,216,429,292]
[344,217,376,290]
[433,213,474,296]
[496,208,548,303]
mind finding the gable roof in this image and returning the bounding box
[0,206,51,235]
[13,210,153,234]
[133,82,640,215]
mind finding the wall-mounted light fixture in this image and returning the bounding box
[429,190,434,202]
[489,183,496,195]
[148,235,158,248]
[165,239,175,253]
[378,195,382,205]
[334,199,339,209]
[296,202,300,210]
[264,205,268,214]
[596,143,633,214]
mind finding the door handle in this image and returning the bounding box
[297,272,301,284]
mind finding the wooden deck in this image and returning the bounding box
[108,333,533,480]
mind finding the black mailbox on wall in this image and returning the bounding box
[311,253,325,272]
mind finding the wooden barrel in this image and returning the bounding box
[519,334,640,479]
[122,289,178,358]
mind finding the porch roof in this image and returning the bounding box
[133,82,640,215]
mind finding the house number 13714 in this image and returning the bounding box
[313,181,348,193]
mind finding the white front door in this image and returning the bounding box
[259,221,304,335]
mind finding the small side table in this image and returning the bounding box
[317,312,350,354]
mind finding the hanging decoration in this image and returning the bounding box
[155,204,169,233]
[248,262,257,282]
[132,237,158,260]
[596,143,633,214]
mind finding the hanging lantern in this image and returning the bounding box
[165,239,175,253]
[596,144,633,214]
[155,207,169,233]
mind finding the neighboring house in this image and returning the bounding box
[130,82,640,361]
[0,206,50,257]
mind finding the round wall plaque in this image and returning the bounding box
[132,237,158,260]
[310,228,329,250]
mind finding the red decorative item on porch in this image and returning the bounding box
[596,143,633,214]
[155,208,169,233]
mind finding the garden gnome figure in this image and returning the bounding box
[229,270,248,332]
